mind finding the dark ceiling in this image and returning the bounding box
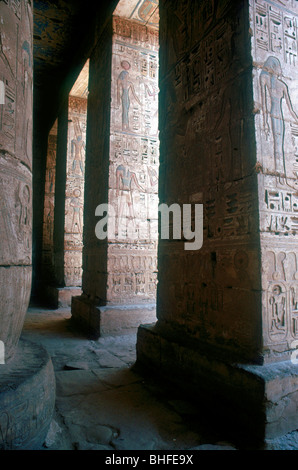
[33,0,118,132]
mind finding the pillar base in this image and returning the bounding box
[71,295,156,338]
[136,323,298,446]
[0,338,56,450]
[44,285,82,309]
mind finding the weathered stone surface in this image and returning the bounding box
[0,339,55,450]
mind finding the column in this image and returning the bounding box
[0,0,55,449]
[136,0,298,444]
[72,16,159,336]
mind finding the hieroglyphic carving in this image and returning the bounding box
[264,250,298,342]
[259,56,298,179]
[107,16,159,302]
[263,185,298,233]
[0,0,32,363]
[254,0,298,65]
[64,96,87,287]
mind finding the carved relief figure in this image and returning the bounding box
[16,183,31,254]
[260,56,298,178]
[70,189,83,233]
[117,61,141,131]
[269,284,286,334]
[71,134,85,176]
[116,164,145,221]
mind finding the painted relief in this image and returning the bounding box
[260,56,298,180]
[117,60,141,131]
[108,16,159,302]
[64,97,87,287]
[264,250,298,343]
[251,0,298,356]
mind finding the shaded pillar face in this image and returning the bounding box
[64,96,87,287]
[156,0,263,363]
[249,0,298,362]
[0,1,33,362]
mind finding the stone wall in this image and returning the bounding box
[249,0,298,362]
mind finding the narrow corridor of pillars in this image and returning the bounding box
[41,63,89,308]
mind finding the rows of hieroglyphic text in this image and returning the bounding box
[107,17,159,302]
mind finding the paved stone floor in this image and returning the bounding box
[20,305,298,451]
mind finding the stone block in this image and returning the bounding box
[136,324,298,444]
[71,296,156,338]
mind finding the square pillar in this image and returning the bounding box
[72,16,159,335]
[136,0,298,444]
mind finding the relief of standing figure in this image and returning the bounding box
[260,56,298,180]
[117,61,141,131]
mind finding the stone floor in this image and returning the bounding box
[20,305,298,451]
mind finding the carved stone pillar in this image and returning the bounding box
[0,0,33,362]
[136,0,298,444]
[72,16,159,336]
[0,0,55,449]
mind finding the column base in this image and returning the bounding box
[136,323,298,446]
[71,295,156,338]
[0,338,56,450]
[44,285,82,309]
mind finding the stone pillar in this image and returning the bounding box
[72,17,159,336]
[41,96,87,308]
[41,120,58,290]
[0,0,55,449]
[136,0,298,444]
[0,0,33,362]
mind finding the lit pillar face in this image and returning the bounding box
[105,12,160,304]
